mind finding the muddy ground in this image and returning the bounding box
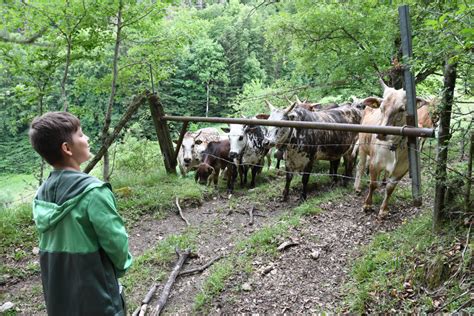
[1,177,422,315]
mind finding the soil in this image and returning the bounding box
[0,176,423,315]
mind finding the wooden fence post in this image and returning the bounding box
[148,92,177,174]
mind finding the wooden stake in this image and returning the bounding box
[151,248,191,316]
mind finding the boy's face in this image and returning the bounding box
[69,127,91,165]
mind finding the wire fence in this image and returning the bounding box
[194,136,469,186]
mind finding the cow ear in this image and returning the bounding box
[221,127,230,133]
[362,97,382,109]
[287,111,298,121]
[246,126,257,133]
[255,114,269,120]
[195,139,203,145]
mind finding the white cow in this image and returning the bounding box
[359,80,412,219]
[176,127,221,176]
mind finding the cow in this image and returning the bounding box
[357,79,415,219]
[274,99,349,183]
[353,95,437,195]
[221,114,270,188]
[195,139,236,193]
[417,97,439,151]
[263,101,362,201]
[176,127,221,176]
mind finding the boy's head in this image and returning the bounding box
[29,112,89,167]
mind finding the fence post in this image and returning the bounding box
[148,92,177,174]
[399,5,422,207]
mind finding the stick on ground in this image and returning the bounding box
[179,255,223,277]
[151,248,191,316]
[132,283,158,316]
[176,197,190,226]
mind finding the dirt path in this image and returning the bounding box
[1,179,422,315]
[126,180,422,315]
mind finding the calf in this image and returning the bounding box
[221,114,270,188]
[263,101,362,201]
[195,140,236,193]
[176,127,221,176]
[360,80,413,219]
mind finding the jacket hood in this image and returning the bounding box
[33,182,109,233]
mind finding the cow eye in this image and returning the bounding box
[238,136,243,141]
[191,144,195,148]
[400,107,405,112]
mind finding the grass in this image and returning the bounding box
[0,174,37,208]
[342,212,471,313]
[121,229,198,312]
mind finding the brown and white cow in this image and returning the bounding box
[357,80,415,219]
[263,101,362,201]
[195,139,236,193]
[176,127,221,176]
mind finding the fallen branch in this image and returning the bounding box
[277,241,299,252]
[132,283,158,316]
[175,197,190,226]
[151,248,191,316]
[179,255,223,277]
[434,290,469,313]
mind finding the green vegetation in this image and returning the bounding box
[343,212,471,313]
[0,174,37,208]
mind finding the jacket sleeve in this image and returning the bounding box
[86,186,133,278]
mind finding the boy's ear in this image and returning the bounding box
[61,142,73,157]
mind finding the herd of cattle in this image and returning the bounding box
[176,80,438,219]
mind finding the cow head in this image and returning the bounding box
[195,163,215,185]
[371,79,407,140]
[263,100,296,149]
[176,131,202,167]
[222,124,252,160]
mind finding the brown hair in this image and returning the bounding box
[29,112,81,165]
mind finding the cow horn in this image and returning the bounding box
[379,78,388,90]
[193,130,202,139]
[285,96,293,105]
[265,100,276,112]
[295,95,302,104]
[284,101,297,115]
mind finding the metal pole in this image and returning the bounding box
[163,115,435,138]
[399,5,422,207]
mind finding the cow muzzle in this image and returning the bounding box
[229,152,238,159]
[376,134,386,141]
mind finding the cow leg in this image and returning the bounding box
[329,159,340,184]
[378,178,400,219]
[250,166,260,188]
[213,168,220,188]
[226,165,235,194]
[283,168,293,201]
[276,158,281,169]
[363,166,378,212]
[354,151,366,194]
[343,154,355,186]
[300,160,314,201]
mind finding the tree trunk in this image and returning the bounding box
[102,0,123,181]
[38,91,45,185]
[196,0,203,10]
[433,60,457,232]
[206,82,210,117]
[465,130,473,211]
[61,38,72,111]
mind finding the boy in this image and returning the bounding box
[29,112,133,316]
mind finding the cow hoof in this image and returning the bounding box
[378,210,389,219]
[355,189,362,195]
[281,196,289,202]
[362,204,373,212]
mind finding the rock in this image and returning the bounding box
[241,283,252,292]
[310,250,320,260]
[0,302,14,313]
[32,247,40,255]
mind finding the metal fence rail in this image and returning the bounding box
[163,115,435,138]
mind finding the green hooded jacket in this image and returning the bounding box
[33,170,133,316]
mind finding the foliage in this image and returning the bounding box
[343,212,471,313]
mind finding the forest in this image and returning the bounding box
[0,0,472,314]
